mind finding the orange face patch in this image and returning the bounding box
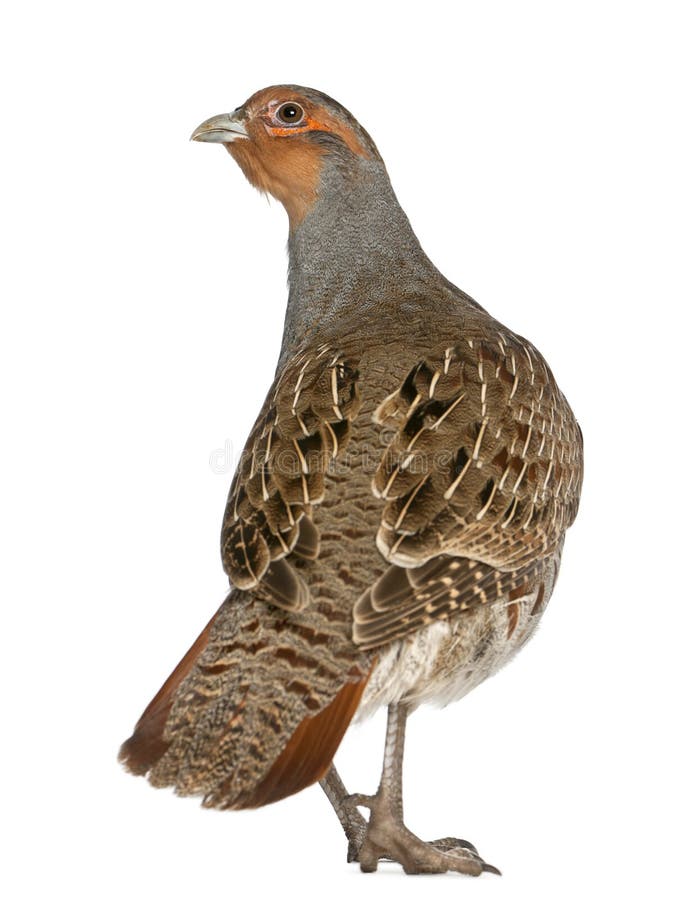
[225,88,373,230]
[265,113,327,138]
[261,99,371,159]
[227,133,326,230]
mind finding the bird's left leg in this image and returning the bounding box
[319,764,367,862]
[349,703,500,875]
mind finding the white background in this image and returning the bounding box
[2,1,672,898]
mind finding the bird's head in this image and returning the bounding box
[191,85,381,230]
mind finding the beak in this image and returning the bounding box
[190,112,248,144]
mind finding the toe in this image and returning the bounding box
[429,836,479,854]
[427,836,501,876]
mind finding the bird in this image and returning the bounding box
[119,84,583,876]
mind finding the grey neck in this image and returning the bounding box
[279,157,444,366]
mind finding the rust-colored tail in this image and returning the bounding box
[237,675,367,808]
[119,590,369,808]
[119,610,219,777]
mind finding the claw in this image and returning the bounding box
[482,862,502,876]
[346,840,361,864]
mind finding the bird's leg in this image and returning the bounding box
[319,765,368,862]
[349,703,500,876]
[319,762,475,865]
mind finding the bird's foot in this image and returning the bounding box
[346,793,500,876]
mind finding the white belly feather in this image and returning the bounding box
[356,566,556,722]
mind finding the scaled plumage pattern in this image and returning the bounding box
[120,85,583,876]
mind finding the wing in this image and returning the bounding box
[221,344,361,610]
[354,330,583,649]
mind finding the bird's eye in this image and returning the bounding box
[276,102,304,125]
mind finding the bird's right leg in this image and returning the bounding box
[348,703,500,875]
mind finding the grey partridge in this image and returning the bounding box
[120,85,583,876]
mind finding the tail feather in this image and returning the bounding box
[118,610,219,776]
[226,675,368,809]
[119,590,370,808]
